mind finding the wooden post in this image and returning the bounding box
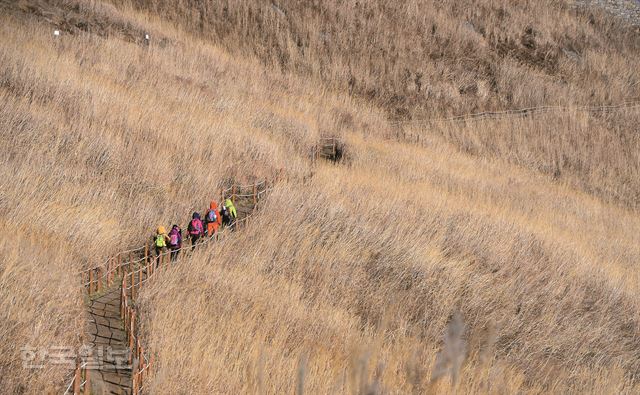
[84,367,90,395]
[135,269,139,297]
[117,254,122,278]
[105,260,110,288]
[111,257,116,284]
[128,308,133,338]
[121,277,126,322]
[138,349,143,383]
[88,270,94,295]
[130,271,135,300]
[129,312,135,364]
[110,258,114,286]
[73,360,81,394]
[97,268,103,293]
[253,184,257,206]
[110,258,115,286]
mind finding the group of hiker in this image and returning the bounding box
[153,198,238,262]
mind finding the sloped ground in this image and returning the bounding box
[0,2,355,390]
[106,0,640,208]
[79,190,261,395]
[117,0,640,118]
[140,150,640,393]
[1,1,640,394]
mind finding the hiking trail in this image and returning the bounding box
[64,181,270,395]
[85,288,132,394]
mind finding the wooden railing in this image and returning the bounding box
[389,100,640,145]
[64,178,276,394]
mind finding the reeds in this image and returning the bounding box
[1,1,639,393]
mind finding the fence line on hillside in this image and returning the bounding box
[387,100,640,146]
[63,177,279,394]
[392,100,640,126]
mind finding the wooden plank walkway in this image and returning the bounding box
[86,287,132,394]
[70,180,272,394]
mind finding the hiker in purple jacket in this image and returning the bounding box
[187,212,203,250]
[168,224,182,262]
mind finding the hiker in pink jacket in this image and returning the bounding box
[187,212,203,250]
[168,224,182,262]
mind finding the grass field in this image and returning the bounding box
[1,0,639,393]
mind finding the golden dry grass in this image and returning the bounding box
[406,108,640,208]
[115,0,640,207]
[141,143,640,393]
[114,0,640,114]
[0,0,639,394]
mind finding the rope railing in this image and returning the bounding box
[391,100,640,127]
[385,100,640,147]
[63,177,277,394]
[75,246,145,276]
[75,179,272,296]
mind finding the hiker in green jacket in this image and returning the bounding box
[154,226,169,267]
[224,198,237,228]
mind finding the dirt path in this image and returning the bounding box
[86,287,132,395]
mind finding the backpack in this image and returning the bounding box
[207,210,217,223]
[155,234,166,248]
[169,232,179,247]
[189,219,202,235]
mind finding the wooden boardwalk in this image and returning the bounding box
[86,287,132,394]
[72,181,269,394]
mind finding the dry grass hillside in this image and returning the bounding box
[143,145,640,393]
[115,0,640,208]
[0,0,639,393]
[117,0,640,115]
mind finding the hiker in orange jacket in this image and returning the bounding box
[205,201,222,237]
